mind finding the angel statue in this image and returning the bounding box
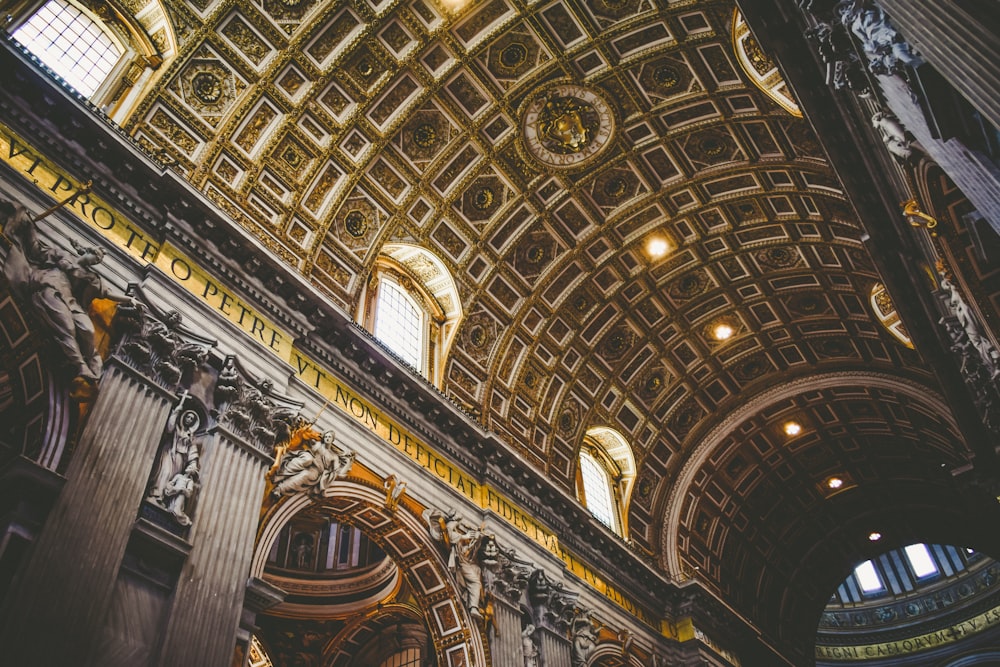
[270,429,355,497]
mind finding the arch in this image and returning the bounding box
[326,603,429,666]
[657,371,1000,660]
[659,371,962,578]
[253,479,487,666]
[732,10,801,117]
[359,244,463,387]
[587,642,646,666]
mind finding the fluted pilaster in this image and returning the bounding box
[0,362,173,666]
[539,625,571,667]
[878,0,1000,131]
[156,427,270,667]
[493,597,525,667]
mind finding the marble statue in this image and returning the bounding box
[162,460,199,526]
[424,508,492,618]
[270,429,355,497]
[871,110,914,160]
[522,624,540,667]
[383,474,407,511]
[570,608,600,666]
[941,276,1000,377]
[0,198,130,396]
[148,393,203,519]
[618,627,634,657]
[836,0,920,74]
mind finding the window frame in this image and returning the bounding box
[11,0,135,102]
[12,0,127,99]
[373,274,428,373]
[579,448,618,531]
[575,428,636,537]
[7,0,174,121]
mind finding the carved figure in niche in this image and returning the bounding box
[836,0,920,74]
[941,276,1000,376]
[871,110,914,160]
[147,392,203,519]
[0,197,131,397]
[292,533,315,569]
[162,460,199,526]
[522,624,540,667]
[424,508,492,618]
[383,474,407,511]
[270,429,355,497]
[570,608,601,667]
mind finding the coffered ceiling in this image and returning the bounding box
[122,0,983,652]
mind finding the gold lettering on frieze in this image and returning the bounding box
[0,122,659,629]
[154,244,292,359]
[815,604,1000,660]
[0,122,293,363]
[0,130,161,263]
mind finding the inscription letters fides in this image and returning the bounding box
[0,123,655,628]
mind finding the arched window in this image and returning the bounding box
[8,0,175,120]
[576,427,636,536]
[374,277,425,371]
[579,450,616,529]
[13,0,124,97]
[360,245,462,387]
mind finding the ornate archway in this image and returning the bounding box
[254,478,488,666]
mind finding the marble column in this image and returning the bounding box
[493,597,525,667]
[0,360,174,666]
[155,426,271,666]
[538,625,572,667]
[878,0,1000,131]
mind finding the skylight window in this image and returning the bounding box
[854,560,883,592]
[905,543,938,578]
[374,278,424,370]
[13,0,122,97]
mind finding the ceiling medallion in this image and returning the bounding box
[192,72,222,104]
[344,210,368,237]
[499,42,528,70]
[521,84,615,170]
[413,123,437,148]
[653,64,680,88]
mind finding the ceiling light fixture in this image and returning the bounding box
[783,421,802,436]
[438,0,469,12]
[712,323,734,341]
[647,237,669,258]
[826,477,844,490]
[868,531,882,542]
